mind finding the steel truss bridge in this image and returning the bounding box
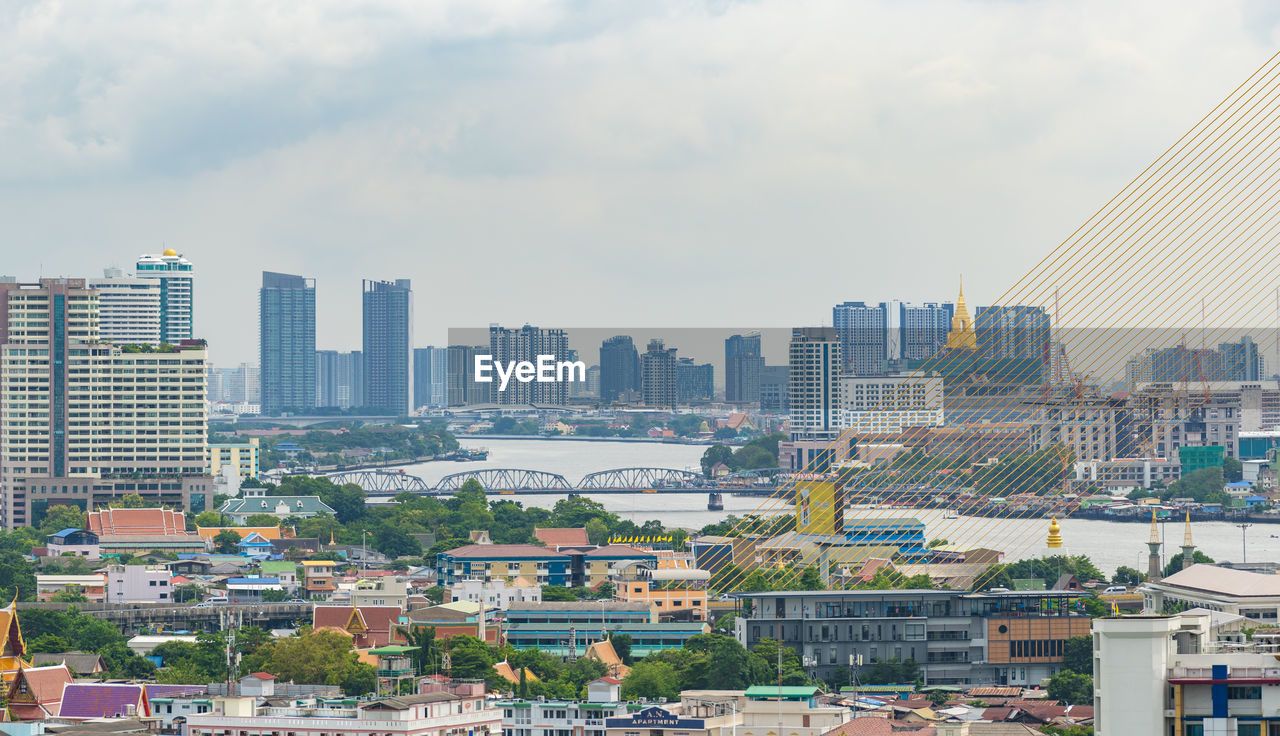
[327,466,765,495]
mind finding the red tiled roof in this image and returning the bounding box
[312,606,404,647]
[87,508,186,536]
[967,686,1023,697]
[823,719,932,736]
[534,527,590,548]
[596,677,623,685]
[981,707,1017,721]
[59,683,149,720]
[248,673,276,680]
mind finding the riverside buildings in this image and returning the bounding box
[259,271,317,415]
[0,278,212,528]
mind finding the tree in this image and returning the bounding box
[447,636,495,681]
[610,633,633,665]
[50,586,88,603]
[1047,670,1093,705]
[860,658,920,685]
[243,514,283,527]
[264,629,372,691]
[1224,456,1244,483]
[623,660,680,700]
[1063,636,1093,675]
[0,552,36,601]
[927,690,949,707]
[701,445,734,477]
[752,639,805,685]
[713,427,739,441]
[341,663,377,695]
[585,518,609,545]
[374,527,422,558]
[1111,566,1144,586]
[798,566,823,590]
[541,585,579,602]
[213,530,242,553]
[194,511,224,527]
[115,493,147,508]
[39,505,87,535]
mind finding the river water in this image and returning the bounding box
[397,438,1278,577]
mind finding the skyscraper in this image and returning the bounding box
[135,249,194,344]
[362,279,413,415]
[788,327,842,441]
[259,272,316,415]
[898,302,954,362]
[316,350,364,409]
[446,345,489,407]
[0,279,210,529]
[725,333,763,404]
[90,268,161,346]
[488,325,571,405]
[413,346,448,409]
[641,339,678,406]
[677,357,714,403]
[599,335,641,403]
[974,305,1051,361]
[832,301,888,376]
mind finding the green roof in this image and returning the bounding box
[744,686,818,699]
[367,645,419,655]
[260,561,297,574]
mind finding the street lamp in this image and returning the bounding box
[1236,523,1253,563]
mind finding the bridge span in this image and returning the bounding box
[326,466,783,495]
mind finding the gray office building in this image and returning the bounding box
[259,272,316,415]
[413,346,448,409]
[599,335,641,403]
[725,333,764,404]
[677,357,714,403]
[760,365,790,412]
[641,339,679,406]
[832,301,888,376]
[362,279,413,415]
[316,350,363,409]
[446,344,489,407]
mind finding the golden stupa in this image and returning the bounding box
[944,279,978,351]
[1046,517,1063,549]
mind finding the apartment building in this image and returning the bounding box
[734,589,1091,686]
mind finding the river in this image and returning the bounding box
[396,438,1276,577]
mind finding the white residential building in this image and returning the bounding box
[351,577,409,608]
[838,372,944,432]
[187,690,501,736]
[107,564,173,603]
[447,578,541,611]
[1094,611,1280,736]
[90,268,161,346]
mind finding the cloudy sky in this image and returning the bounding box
[3,0,1279,367]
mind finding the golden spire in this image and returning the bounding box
[1046,517,1063,549]
[945,277,978,351]
[1148,510,1161,544]
[1183,510,1194,547]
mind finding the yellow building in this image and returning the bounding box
[794,476,843,535]
[207,438,260,481]
[617,569,711,620]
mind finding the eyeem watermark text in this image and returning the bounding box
[475,355,586,392]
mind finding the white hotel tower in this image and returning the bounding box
[135,249,194,344]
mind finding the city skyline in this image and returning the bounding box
[4,4,1277,366]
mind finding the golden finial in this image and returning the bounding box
[1046,517,1063,549]
[1183,510,1194,547]
[1149,510,1161,544]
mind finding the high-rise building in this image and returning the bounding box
[89,268,161,346]
[259,272,316,415]
[832,301,888,376]
[599,335,641,403]
[135,249,194,344]
[676,357,714,403]
[362,279,413,415]
[788,327,842,441]
[206,364,225,403]
[316,350,364,409]
[0,279,210,529]
[974,305,1051,362]
[413,347,448,409]
[488,325,571,406]
[724,333,763,404]
[760,365,790,412]
[446,344,489,407]
[641,339,678,406]
[221,362,260,404]
[898,302,954,362]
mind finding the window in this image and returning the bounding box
[1228,685,1262,700]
